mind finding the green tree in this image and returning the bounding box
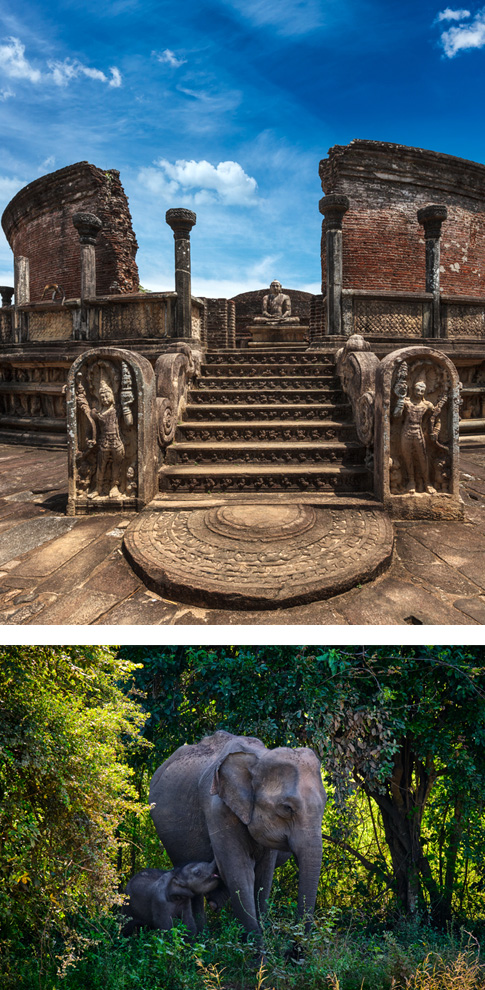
[0,645,147,945]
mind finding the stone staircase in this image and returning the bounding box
[158,347,373,495]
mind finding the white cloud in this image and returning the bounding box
[151,158,258,205]
[437,7,470,20]
[439,7,485,55]
[153,48,186,68]
[0,37,41,83]
[0,86,14,100]
[219,0,324,36]
[0,36,122,89]
[109,66,122,88]
[47,58,122,87]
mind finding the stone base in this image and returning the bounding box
[67,494,144,516]
[246,324,309,345]
[123,501,394,609]
[384,491,464,521]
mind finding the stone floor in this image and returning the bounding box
[0,442,484,625]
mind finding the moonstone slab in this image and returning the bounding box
[123,503,394,610]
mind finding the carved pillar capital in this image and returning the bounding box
[319,194,350,230]
[0,286,14,307]
[417,204,448,240]
[165,208,197,238]
[72,212,103,245]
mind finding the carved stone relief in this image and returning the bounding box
[67,346,157,514]
[374,346,462,519]
[353,298,423,336]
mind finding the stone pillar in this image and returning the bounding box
[14,256,29,305]
[165,208,197,339]
[72,212,103,299]
[0,286,14,307]
[319,194,349,335]
[417,205,447,338]
[13,257,29,342]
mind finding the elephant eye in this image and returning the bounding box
[281,804,294,817]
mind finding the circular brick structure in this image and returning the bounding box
[320,139,485,297]
[1,162,139,301]
[123,503,394,609]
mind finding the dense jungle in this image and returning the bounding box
[1,645,484,990]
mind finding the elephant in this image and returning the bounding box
[149,730,327,939]
[122,860,219,936]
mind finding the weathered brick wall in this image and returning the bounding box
[319,140,485,297]
[204,298,231,348]
[1,162,139,301]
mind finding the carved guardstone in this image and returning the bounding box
[374,346,463,519]
[66,346,158,515]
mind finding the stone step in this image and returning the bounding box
[204,350,335,367]
[158,463,372,494]
[176,419,357,442]
[196,374,338,389]
[200,363,335,378]
[166,440,366,467]
[185,402,351,422]
[189,388,345,405]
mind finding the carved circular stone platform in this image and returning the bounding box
[123,503,394,610]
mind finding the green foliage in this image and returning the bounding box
[0,646,148,944]
[4,906,483,990]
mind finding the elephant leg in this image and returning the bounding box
[121,916,138,937]
[207,882,230,912]
[181,901,198,937]
[228,863,261,936]
[254,850,278,921]
[190,892,207,933]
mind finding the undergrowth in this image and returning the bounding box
[1,905,484,990]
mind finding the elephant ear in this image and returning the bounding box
[210,751,258,825]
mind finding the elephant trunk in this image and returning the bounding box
[292,833,323,928]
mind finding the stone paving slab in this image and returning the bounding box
[0,442,483,626]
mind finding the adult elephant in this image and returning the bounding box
[149,730,326,938]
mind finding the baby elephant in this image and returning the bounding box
[122,861,219,936]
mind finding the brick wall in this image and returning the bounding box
[1,162,139,302]
[319,140,485,297]
[204,298,233,348]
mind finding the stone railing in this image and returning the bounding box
[0,292,206,345]
[155,342,203,448]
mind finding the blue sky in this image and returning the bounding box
[1,0,485,297]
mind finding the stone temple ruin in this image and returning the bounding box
[0,140,483,609]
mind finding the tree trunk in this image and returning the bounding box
[366,740,441,920]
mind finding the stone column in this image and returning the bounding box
[72,212,103,299]
[13,257,29,343]
[319,194,349,335]
[14,257,29,305]
[417,205,447,337]
[165,208,197,339]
